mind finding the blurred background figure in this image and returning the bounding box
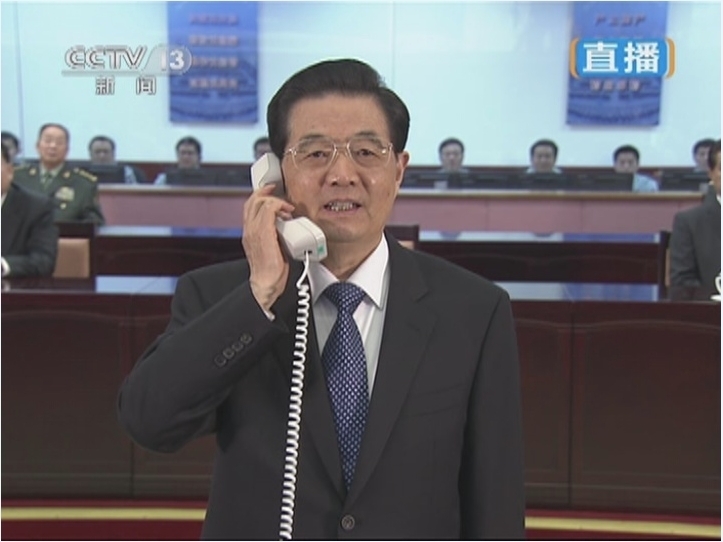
[527,139,562,174]
[692,138,716,172]
[613,145,659,193]
[154,137,203,185]
[669,139,721,290]
[1,142,58,277]
[438,137,469,173]
[88,135,148,184]
[253,136,272,160]
[1,131,24,166]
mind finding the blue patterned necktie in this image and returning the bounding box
[321,282,369,491]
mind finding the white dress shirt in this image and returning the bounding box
[307,235,390,397]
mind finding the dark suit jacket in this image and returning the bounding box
[1,183,58,277]
[669,192,721,291]
[117,234,526,540]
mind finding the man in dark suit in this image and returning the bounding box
[670,139,721,292]
[526,139,563,174]
[12,123,105,224]
[88,135,148,184]
[118,59,525,539]
[1,142,58,277]
[153,137,207,185]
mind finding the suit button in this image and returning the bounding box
[340,515,355,531]
[239,333,252,345]
[222,347,235,360]
[213,354,227,367]
[231,341,244,352]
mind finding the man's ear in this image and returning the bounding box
[394,151,410,192]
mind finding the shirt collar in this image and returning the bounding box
[307,234,389,309]
[40,163,64,178]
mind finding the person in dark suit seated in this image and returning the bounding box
[526,139,563,174]
[433,138,472,188]
[11,123,105,224]
[88,135,148,183]
[153,136,205,185]
[118,58,525,540]
[692,138,716,173]
[670,139,721,291]
[1,142,58,277]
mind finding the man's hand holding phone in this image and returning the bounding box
[242,183,295,313]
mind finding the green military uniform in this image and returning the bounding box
[12,163,105,224]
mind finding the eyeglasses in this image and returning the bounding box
[284,135,394,173]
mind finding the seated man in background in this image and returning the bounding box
[1,142,58,277]
[253,136,272,160]
[438,137,469,173]
[1,131,25,166]
[433,137,471,189]
[229,136,272,187]
[88,135,148,183]
[12,123,105,224]
[526,139,562,174]
[669,140,721,291]
[612,145,658,193]
[692,138,715,173]
[154,136,204,185]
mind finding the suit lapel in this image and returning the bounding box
[1,186,24,253]
[270,260,345,498]
[270,239,438,503]
[346,236,436,506]
[21,169,43,193]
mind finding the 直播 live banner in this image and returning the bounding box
[168,1,258,123]
[566,2,669,126]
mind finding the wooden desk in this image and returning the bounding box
[93,227,661,283]
[1,278,719,514]
[97,185,701,234]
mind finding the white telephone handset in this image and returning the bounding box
[250,152,317,540]
[251,153,327,262]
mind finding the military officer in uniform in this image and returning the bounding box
[12,123,105,224]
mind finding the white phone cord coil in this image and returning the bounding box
[279,251,311,541]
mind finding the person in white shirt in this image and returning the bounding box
[613,144,659,193]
